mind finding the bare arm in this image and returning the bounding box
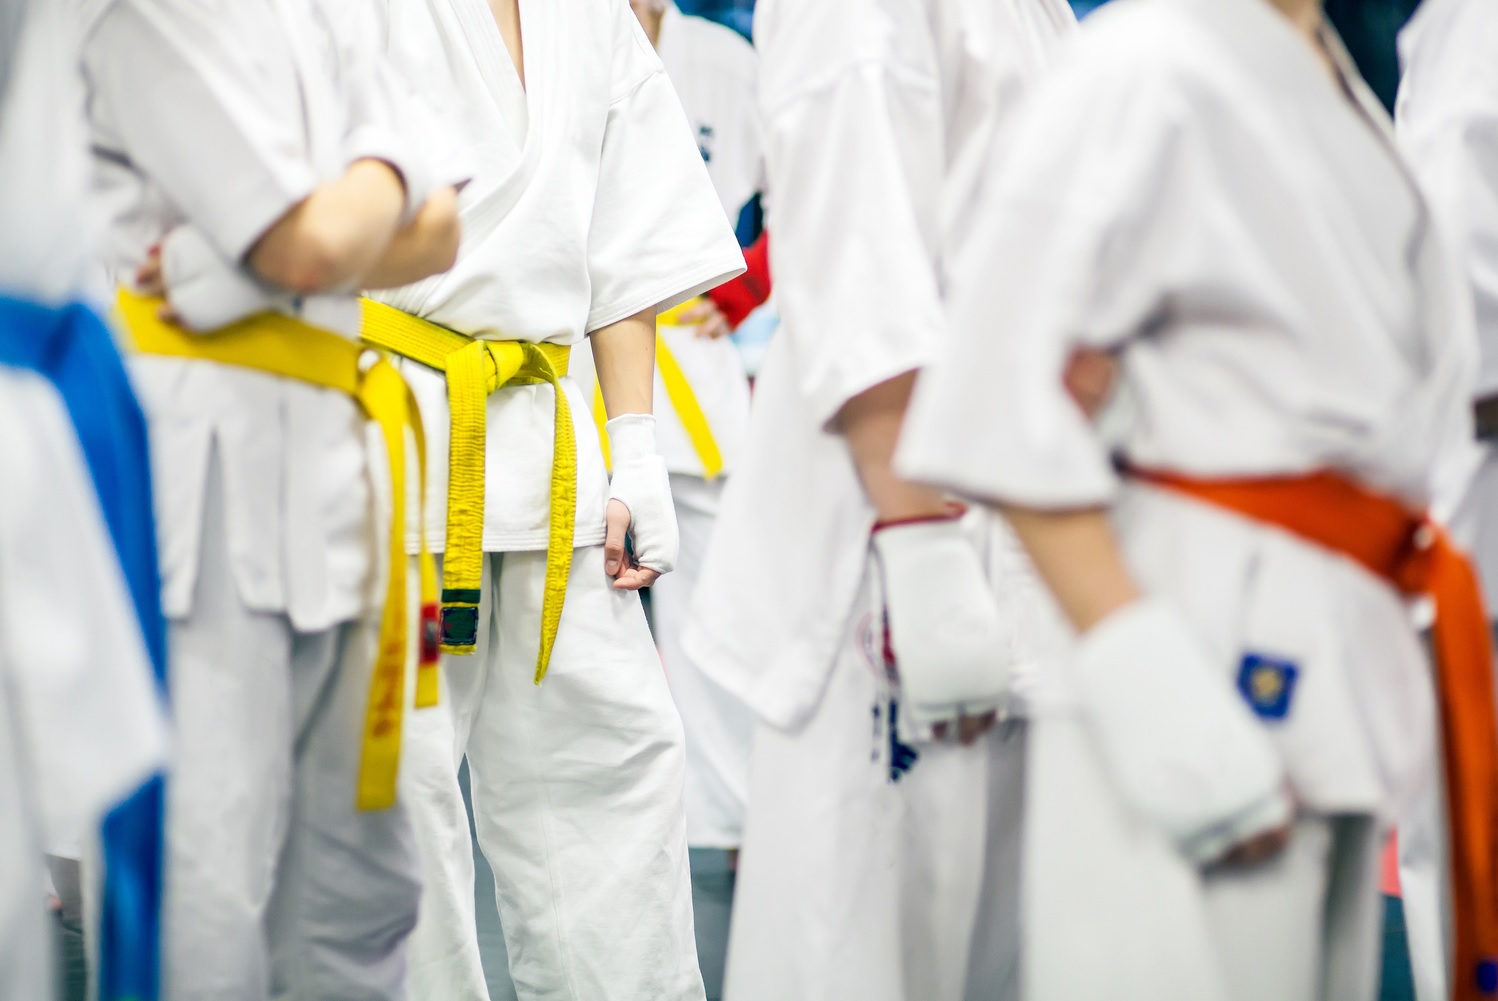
[999,506,1141,633]
[246,158,405,295]
[362,185,462,290]
[591,305,657,417]
[834,371,951,522]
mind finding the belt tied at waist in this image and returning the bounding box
[360,298,574,683]
[593,297,724,479]
[117,289,441,813]
[1134,466,1498,1000]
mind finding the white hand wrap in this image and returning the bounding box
[872,515,1013,728]
[606,414,679,574]
[161,226,289,332]
[1074,599,1292,865]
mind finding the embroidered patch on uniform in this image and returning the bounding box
[1476,957,1498,995]
[440,606,479,649]
[1237,654,1299,721]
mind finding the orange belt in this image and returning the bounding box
[1134,468,1498,999]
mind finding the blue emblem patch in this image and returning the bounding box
[1237,654,1299,721]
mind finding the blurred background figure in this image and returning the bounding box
[0,4,170,1001]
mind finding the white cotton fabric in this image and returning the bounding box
[1394,5,1498,998]
[648,2,759,476]
[651,474,753,849]
[80,0,435,631]
[897,0,1477,993]
[684,0,1077,731]
[900,0,1475,815]
[0,9,167,996]
[0,370,170,1001]
[397,550,704,1001]
[373,0,745,553]
[1397,0,1498,600]
[723,560,1029,1001]
[0,0,97,305]
[162,460,419,1001]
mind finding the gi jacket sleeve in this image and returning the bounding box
[754,2,950,431]
[585,0,745,334]
[81,0,318,263]
[900,61,1202,509]
[1398,9,1498,399]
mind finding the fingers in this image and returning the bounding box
[683,300,732,339]
[928,711,998,745]
[698,315,733,340]
[1061,347,1119,419]
[604,498,631,578]
[957,711,997,745]
[611,566,661,591]
[1219,824,1293,867]
[135,245,166,296]
[679,300,716,325]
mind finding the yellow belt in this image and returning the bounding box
[116,289,440,812]
[360,298,574,683]
[593,298,724,479]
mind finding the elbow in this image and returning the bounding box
[429,208,461,276]
[248,224,362,296]
[419,189,462,278]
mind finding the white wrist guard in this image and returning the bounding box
[160,226,288,332]
[606,414,678,574]
[1073,599,1292,865]
[872,512,1013,728]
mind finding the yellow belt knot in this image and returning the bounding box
[115,289,440,813]
[360,299,575,684]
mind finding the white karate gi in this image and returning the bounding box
[0,10,168,1000]
[682,1,1075,999]
[1395,3,1498,996]
[80,1,438,997]
[898,1,1481,998]
[647,2,761,851]
[371,1,743,998]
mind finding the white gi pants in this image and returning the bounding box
[400,547,704,1001]
[653,474,754,849]
[164,464,420,1001]
[1025,708,1385,1001]
[722,570,1026,1001]
[0,720,51,1001]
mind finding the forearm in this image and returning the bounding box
[362,186,462,290]
[591,306,657,417]
[1000,505,1141,633]
[835,371,950,522]
[246,158,404,295]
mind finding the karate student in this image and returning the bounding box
[0,2,168,999]
[682,1,1076,999]
[899,0,1490,998]
[79,0,462,997]
[366,1,744,998]
[624,0,765,867]
[1396,3,1498,997]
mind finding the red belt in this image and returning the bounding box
[1134,467,1498,999]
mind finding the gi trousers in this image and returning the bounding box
[164,464,420,1001]
[1025,708,1384,1001]
[400,547,704,1001]
[0,708,51,1001]
[722,570,1027,1001]
[652,473,754,849]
